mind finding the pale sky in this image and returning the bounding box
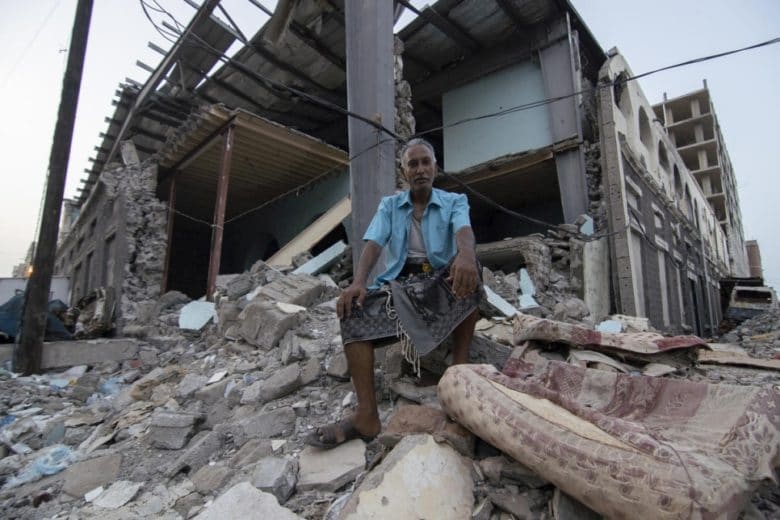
[0,0,778,290]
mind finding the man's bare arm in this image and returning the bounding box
[448,226,478,298]
[337,240,382,318]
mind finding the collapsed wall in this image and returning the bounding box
[100,148,168,329]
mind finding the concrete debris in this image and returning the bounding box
[337,435,473,520]
[179,301,217,331]
[193,482,302,520]
[297,440,366,492]
[61,453,122,497]
[251,456,298,503]
[0,250,777,520]
[93,480,144,509]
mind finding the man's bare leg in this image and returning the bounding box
[343,340,381,436]
[451,309,479,365]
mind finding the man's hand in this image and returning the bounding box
[447,251,478,299]
[337,282,368,319]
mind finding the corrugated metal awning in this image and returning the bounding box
[157,104,348,223]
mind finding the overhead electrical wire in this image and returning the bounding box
[133,0,779,246]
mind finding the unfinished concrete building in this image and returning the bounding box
[653,82,749,277]
[53,0,742,337]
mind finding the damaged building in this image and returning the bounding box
[53,0,745,337]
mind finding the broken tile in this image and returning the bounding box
[191,463,231,495]
[297,439,366,492]
[179,301,217,331]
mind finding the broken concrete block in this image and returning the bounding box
[337,435,473,519]
[129,366,181,401]
[191,463,231,495]
[280,332,305,365]
[241,364,302,404]
[193,482,303,520]
[483,286,518,317]
[230,438,274,468]
[93,480,143,509]
[298,439,366,492]
[238,301,302,349]
[62,453,122,497]
[292,240,348,275]
[163,431,224,477]
[177,373,209,398]
[179,301,217,331]
[216,407,296,446]
[251,456,298,503]
[226,273,253,300]
[299,358,321,386]
[326,352,349,380]
[149,411,197,450]
[251,274,325,307]
[217,301,241,334]
[195,378,232,406]
[0,339,140,369]
[553,297,590,321]
[379,405,474,457]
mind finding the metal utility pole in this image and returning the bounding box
[15,0,94,374]
[344,0,396,267]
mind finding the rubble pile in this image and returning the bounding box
[0,255,777,519]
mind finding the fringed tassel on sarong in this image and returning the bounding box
[383,287,421,377]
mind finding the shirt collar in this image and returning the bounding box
[398,188,442,209]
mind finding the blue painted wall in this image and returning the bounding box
[442,61,553,171]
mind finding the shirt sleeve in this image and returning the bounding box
[450,193,472,233]
[362,197,392,247]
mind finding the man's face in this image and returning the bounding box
[402,144,436,192]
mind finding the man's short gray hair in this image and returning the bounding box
[400,138,437,165]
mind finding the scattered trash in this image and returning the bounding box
[5,444,75,488]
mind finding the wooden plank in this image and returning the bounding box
[697,349,780,371]
[268,196,351,267]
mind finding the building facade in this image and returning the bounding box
[52,0,745,337]
[653,83,749,277]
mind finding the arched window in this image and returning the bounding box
[658,141,669,172]
[673,165,682,197]
[639,109,652,151]
[684,185,693,219]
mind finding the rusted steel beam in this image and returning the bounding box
[206,124,235,301]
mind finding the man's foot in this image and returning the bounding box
[304,417,380,449]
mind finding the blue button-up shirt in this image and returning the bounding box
[363,188,472,288]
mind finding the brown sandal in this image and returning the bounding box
[304,418,377,449]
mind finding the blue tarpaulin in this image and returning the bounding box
[0,292,72,342]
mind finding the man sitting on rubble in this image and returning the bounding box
[306,138,481,448]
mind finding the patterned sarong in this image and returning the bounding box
[340,264,481,375]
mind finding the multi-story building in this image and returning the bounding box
[653,82,749,277]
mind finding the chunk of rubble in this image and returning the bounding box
[297,439,366,492]
[62,453,122,497]
[178,301,217,331]
[336,434,473,519]
[193,481,303,520]
[93,480,144,509]
[251,456,298,503]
